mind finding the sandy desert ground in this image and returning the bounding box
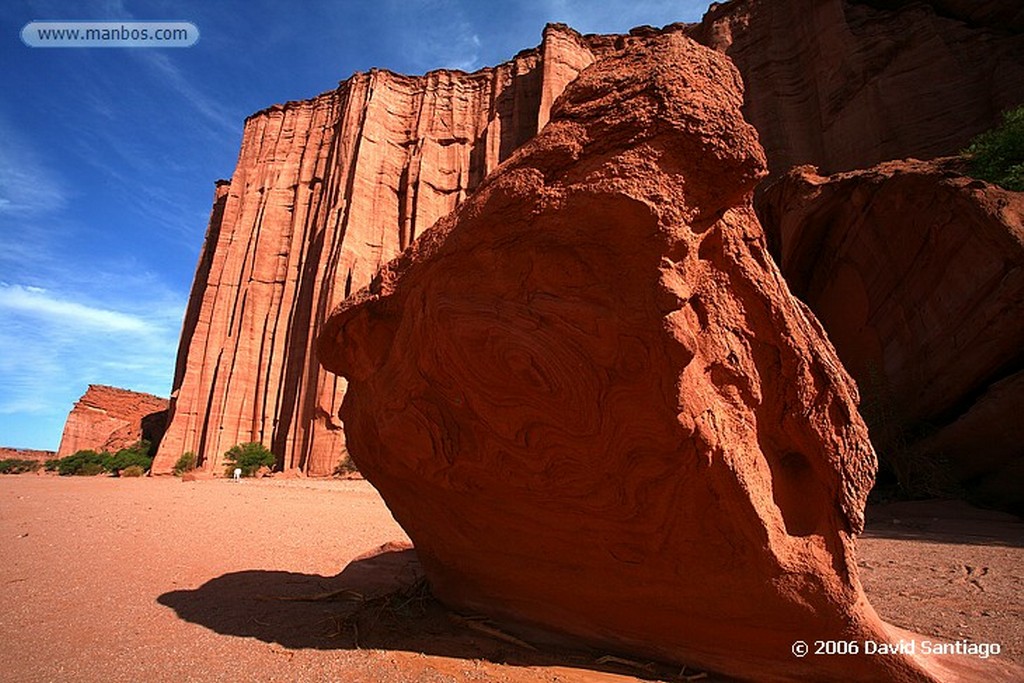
[0,475,1021,682]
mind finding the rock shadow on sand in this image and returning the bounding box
[157,542,708,682]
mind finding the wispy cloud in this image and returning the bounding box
[0,116,67,216]
[0,284,152,333]
[139,52,240,136]
[383,0,483,72]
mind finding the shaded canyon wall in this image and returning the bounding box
[693,0,1024,175]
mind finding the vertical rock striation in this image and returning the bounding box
[57,385,168,458]
[153,26,619,475]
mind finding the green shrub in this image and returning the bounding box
[44,458,60,472]
[76,462,106,476]
[0,459,41,474]
[173,451,198,476]
[108,441,153,475]
[120,465,145,477]
[964,106,1024,191]
[57,450,111,476]
[223,442,276,477]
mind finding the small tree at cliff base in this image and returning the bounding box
[964,105,1024,191]
[173,451,197,476]
[223,442,276,477]
[108,440,153,475]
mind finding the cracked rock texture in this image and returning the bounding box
[759,159,1024,514]
[315,30,1006,683]
[57,385,168,458]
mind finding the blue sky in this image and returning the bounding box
[0,0,711,450]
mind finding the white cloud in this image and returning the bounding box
[0,283,151,333]
[383,0,483,72]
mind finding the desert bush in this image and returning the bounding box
[963,105,1024,191]
[173,451,197,476]
[76,462,106,476]
[44,458,60,472]
[223,442,275,477]
[108,441,153,475]
[120,465,145,477]
[57,450,111,476]
[0,459,41,474]
[333,454,359,476]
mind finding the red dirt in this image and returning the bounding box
[1,476,1021,682]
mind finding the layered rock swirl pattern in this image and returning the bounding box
[316,32,1013,682]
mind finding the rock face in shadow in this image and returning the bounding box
[315,31,979,683]
[691,0,1024,175]
[57,385,168,457]
[152,25,621,476]
[759,159,1024,513]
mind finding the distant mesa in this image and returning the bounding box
[0,447,56,463]
[57,384,168,458]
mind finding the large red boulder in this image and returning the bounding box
[318,30,1019,683]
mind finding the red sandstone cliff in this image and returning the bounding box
[153,26,617,475]
[157,2,1024,477]
[691,0,1024,175]
[57,385,169,458]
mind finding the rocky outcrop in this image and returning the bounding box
[152,25,627,476]
[759,159,1024,512]
[57,385,169,457]
[315,30,1018,683]
[691,0,1024,175]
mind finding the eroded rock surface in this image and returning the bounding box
[57,385,168,458]
[759,159,1024,513]
[314,31,997,682]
